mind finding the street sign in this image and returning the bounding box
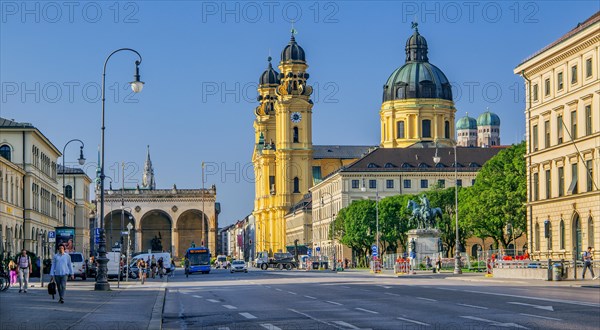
[48,231,56,243]
[121,231,128,235]
[316,246,320,252]
[307,249,312,257]
[371,244,378,257]
[94,228,101,244]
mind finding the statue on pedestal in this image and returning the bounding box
[407,195,443,229]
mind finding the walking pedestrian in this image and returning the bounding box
[150,255,157,279]
[137,258,147,284]
[582,247,597,280]
[8,260,18,287]
[157,257,164,278]
[16,249,32,293]
[170,259,176,278]
[50,244,74,303]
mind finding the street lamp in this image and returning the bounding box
[320,192,335,271]
[96,48,144,291]
[62,139,85,226]
[433,141,462,275]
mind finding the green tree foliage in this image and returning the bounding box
[460,142,526,250]
[378,194,412,254]
[332,199,375,266]
[423,187,470,257]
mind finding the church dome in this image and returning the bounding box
[281,35,305,63]
[477,110,501,126]
[383,25,452,102]
[259,57,280,86]
[456,114,477,130]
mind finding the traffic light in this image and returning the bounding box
[544,220,550,238]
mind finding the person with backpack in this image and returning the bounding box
[50,244,74,303]
[16,249,32,293]
[582,247,598,280]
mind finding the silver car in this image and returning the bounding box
[230,260,248,273]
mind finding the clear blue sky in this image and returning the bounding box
[1,1,598,226]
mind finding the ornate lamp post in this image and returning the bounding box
[433,142,462,275]
[62,139,85,226]
[96,48,144,291]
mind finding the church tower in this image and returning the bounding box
[142,145,155,189]
[253,31,314,254]
[456,113,478,147]
[477,109,501,147]
[380,23,456,148]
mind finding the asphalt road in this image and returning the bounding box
[162,268,600,329]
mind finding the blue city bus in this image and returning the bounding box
[185,247,211,275]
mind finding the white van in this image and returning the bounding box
[106,252,122,279]
[130,252,171,274]
[68,252,87,280]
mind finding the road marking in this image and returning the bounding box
[341,286,351,289]
[457,303,488,310]
[265,285,271,288]
[207,299,220,303]
[417,297,437,302]
[508,301,554,311]
[519,313,562,321]
[461,289,600,308]
[304,295,317,299]
[355,307,378,314]
[397,317,430,326]
[192,295,203,298]
[239,312,257,319]
[217,328,230,330]
[377,285,392,289]
[326,301,343,306]
[289,309,345,329]
[275,288,283,291]
[260,324,282,330]
[222,305,237,310]
[384,292,400,297]
[287,291,297,295]
[332,321,360,329]
[460,316,528,329]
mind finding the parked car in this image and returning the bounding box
[230,260,248,273]
[68,252,87,280]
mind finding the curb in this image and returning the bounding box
[148,287,166,330]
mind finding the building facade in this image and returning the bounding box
[514,12,600,261]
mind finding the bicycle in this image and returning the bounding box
[0,265,10,292]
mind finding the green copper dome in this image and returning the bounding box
[477,111,501,126]
[456,115,477,130]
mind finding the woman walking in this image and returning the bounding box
[137,258,147,285]
[8,260,17,287]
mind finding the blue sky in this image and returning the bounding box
[1,1,598,226]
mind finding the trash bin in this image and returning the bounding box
[552,263,562,281]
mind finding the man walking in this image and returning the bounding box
[582,247,597,280]
[50,244,74,303]
[16,249,32,293]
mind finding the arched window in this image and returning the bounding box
[589,217,594,248]
[65,185,73,199]
[559,219,565,250]
[293,127,299,143]
[444,121,450,139]
[422,120,432,138]
[535,222,540,251]
[0,145,11,161]
[293,177,300,193]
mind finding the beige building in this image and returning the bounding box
[310,147,504,262]
[284,193,312,247]
[514,12,600,262]
[0,118,92,259]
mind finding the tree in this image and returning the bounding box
[332,200,375,267]
[460,142,526,251]
[378,195,412,254]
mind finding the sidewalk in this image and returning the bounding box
[0,275,166,330]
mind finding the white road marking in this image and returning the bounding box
[207,299,220,303]
[355,307,378,314]
[457,303,488,310]
[326,301,343,306]
[239,312,257,319]
[397,316,430,326]
[275,288,283,291]
[265,285,271,288]
[287,291,297,295]
[377,285,392,289]
[461,289,600,308]
[222,305,237,310]
[192,295,203,298]
[217,328,230,330]
[508,301,554,311]
[417,297,437,302]
[519,313,562,321]
[384,292,400,297]
[341,286,351,289]
[289,309,345,329]
[304,295,317,299]
[332,321,360,329]
[460,316,529,329]
[260,323,282,330]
